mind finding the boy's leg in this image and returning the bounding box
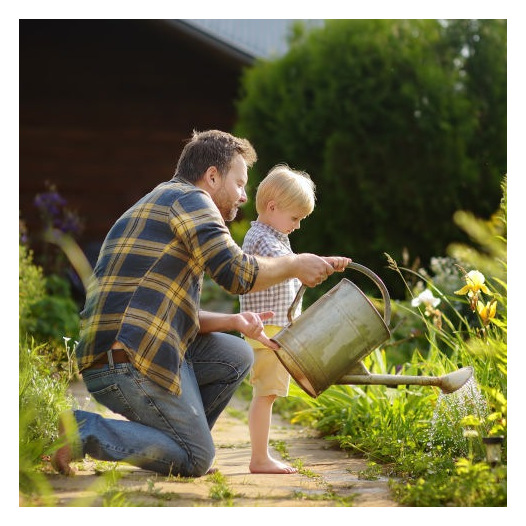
[248,347,297,474]
[248,395,297,474]
[249,395,274,457]
[248,394,274,463]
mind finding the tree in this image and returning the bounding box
[235,19,506,298]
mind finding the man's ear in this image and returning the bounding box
[203,166,220,190]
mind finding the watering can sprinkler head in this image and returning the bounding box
[436,366,474,394]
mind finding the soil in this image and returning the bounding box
[42,381,400,507]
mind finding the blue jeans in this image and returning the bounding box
[73,333,253,476]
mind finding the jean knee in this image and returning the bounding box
[238,338,255,373]
[185,445,216,477]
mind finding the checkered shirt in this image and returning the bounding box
[239,221,302,327]
[75,177,259,394]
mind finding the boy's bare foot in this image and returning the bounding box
[249,457,298,474]
[51,413,77,476]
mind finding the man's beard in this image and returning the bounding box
[222,204,238,222]
[215,189,239,222]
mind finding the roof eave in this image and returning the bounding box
[163,20,257,66]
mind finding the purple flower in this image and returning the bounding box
[34,183,83,236]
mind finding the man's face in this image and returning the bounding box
[213,154,248,222]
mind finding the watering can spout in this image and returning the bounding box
[337,365,474,394]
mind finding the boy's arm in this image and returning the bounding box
[250,254,350,292]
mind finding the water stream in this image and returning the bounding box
[427,376,488,456]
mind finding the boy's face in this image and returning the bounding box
[266,202,307,235]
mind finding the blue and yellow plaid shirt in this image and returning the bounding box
[76,177,259,394]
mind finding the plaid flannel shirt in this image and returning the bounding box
[239,221,302,327]
[75,177,259,394]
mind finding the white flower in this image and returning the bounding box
[411,289,441,308]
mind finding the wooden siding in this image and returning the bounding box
[20,19,245,262]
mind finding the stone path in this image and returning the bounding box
[44,382,399,507]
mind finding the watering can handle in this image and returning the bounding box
[287,262,391,326]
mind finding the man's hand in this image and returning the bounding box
[235,311,279,350]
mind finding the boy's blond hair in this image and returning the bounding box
[255,164,316,217]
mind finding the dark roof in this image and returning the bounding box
[165,19,325,64]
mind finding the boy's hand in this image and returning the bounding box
[322,256,351,272]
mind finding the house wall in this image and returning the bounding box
[20,19,245,263]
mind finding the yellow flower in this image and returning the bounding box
[477,299,497,326]
[455,270,491,311]
[455,270,490,296]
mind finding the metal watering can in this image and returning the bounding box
[271,262,473,398]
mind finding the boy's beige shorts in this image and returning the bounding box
[245,325,290,397]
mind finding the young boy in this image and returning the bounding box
[240,163,316,474]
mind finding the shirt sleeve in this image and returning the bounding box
[169,190,259,294]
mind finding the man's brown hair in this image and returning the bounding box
[175,129,257,183]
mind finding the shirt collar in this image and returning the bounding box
[251,220,289,243]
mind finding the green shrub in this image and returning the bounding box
[25,273,80,347]
[19,241,79,501]
[19,244,45,337]
[235,19,506,298]
[19,336,73,501]
[20,238,80,351]
[390,458,506,506]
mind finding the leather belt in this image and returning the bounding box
[87,348,130,369]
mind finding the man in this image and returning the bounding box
[52,130,349,477]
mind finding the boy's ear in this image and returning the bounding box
[267,200,276,212]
